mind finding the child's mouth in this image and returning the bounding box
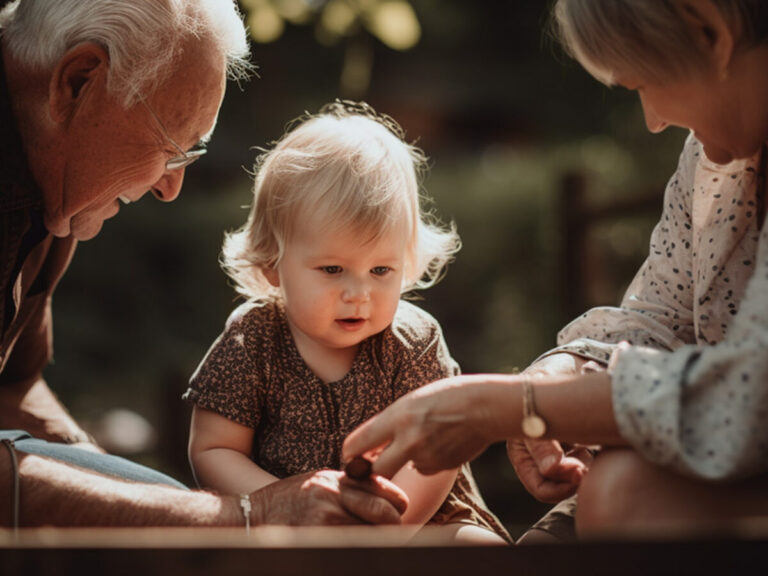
[337,318,365,330]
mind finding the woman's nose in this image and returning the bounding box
[151,168,186,202]
[639,95,668,134]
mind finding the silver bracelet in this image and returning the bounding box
[239,494,251,535]
[1,439,19,539]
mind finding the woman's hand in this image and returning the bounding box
[343,375,508,478]
[344,369,619,484]
[506,439,593,503]
[505,352,605,502]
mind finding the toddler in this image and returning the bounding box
[183,101,510,543]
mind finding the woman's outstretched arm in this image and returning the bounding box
[343,371,624,480]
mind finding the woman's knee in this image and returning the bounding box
[575,449,655,536]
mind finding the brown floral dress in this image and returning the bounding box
[184,299,510,541]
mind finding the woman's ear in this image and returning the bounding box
[263,266,281,287]
[48,43,110,123]
[676,0,735,78]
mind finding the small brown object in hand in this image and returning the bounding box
[344,456,373,480]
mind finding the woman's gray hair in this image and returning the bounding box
[551,0,768,84]
[0,0,251,107]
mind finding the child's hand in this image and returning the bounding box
[506,438,594,503]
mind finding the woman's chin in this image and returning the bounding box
[701,143,734,166]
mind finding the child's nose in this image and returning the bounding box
[342,279,371,303]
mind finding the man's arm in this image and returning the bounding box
[0,377,94,445]
[0,448,239,526]
[0,448,407,527]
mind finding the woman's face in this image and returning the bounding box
[618,57,768,165]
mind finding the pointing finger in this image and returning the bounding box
[343,411,396,463]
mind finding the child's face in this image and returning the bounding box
[266,215,407,361]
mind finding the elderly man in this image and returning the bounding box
[0,0,406,528]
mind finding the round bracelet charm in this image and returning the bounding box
[522,414,547,438]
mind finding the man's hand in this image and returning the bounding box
[507,438,594,503]
[250,470,408,525]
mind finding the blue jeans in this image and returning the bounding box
[0,429,187,489]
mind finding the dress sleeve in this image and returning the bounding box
[535,134,701,368]
[182,304,264,429]
[389,302,460,398]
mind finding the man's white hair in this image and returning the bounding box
[0,0,251,107]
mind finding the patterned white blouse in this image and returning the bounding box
[541,133,768,481]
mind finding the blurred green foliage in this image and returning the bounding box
[44,1,688,536]
[240,0,422,97]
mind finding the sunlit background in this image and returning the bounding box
[46,0,687,537]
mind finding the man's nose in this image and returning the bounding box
[151,168,185,202]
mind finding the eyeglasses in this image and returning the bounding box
[140,99,207,171]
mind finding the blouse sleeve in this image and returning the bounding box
[182,303,264,429]
[611,233,768,480]
[535,134,702,368]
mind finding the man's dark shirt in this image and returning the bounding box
[0,40,77,385]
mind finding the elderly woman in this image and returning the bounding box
[344,0,768,536]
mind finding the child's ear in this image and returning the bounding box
[263,266,280,287]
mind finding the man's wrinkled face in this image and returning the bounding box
[45,38,226,240]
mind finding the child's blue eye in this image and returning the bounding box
[371,266,391,276]
[321,266,342,274]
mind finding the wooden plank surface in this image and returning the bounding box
[2,524,768,576]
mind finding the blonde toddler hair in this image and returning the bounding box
[222,100,461,302]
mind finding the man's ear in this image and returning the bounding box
[49,43,110,123]
[677,0,735,77]
[263,266,281,287]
